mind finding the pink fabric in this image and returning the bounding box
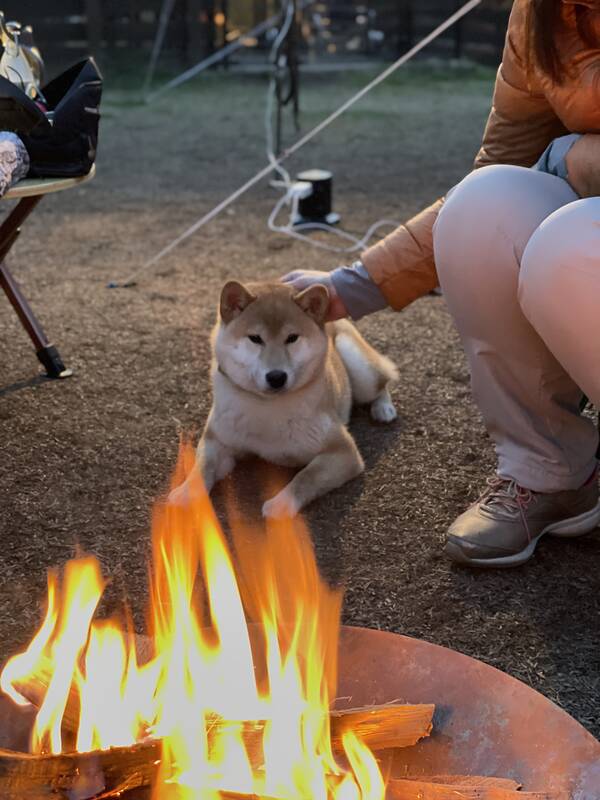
[433,165,599,492]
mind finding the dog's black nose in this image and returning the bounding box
[266,370,288,390]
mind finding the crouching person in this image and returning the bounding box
[283,0,600,567]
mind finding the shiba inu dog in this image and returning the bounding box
[171,280,398,518]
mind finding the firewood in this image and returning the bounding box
[388,777,569,800]
[0,744,279,800]
[0,741,160,800]
[0,703,434,800]
[415,776,521,789]
[6,686,434,754]
[0,750,571,800]
[236,703,433,772]
[11,665,80,736]
[330,703,434,750]
[8,656,434,754]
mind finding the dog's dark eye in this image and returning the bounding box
[248,334,264,345]
[285,334,299,345]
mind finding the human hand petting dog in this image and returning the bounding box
[281,270,349,321]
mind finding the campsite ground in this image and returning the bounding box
[2,63,600,736]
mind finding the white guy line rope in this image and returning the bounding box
[110,0,481,288]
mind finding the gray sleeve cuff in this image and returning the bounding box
[330,261,388,320]
[532,133,581,181]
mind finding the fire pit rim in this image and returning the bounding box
[337,624,600,797]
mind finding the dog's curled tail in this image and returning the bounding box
[374,348,399,385]
[332,319,399,407]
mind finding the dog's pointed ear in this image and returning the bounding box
[220,281,256,323]
[294,284,330,324]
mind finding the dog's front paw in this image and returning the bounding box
[371,393,397,423]
[262,488,300,520]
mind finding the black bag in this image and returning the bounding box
[0,57,102,178]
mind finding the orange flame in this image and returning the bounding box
[0,444,385,800]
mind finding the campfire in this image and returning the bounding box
[0,446,572,799]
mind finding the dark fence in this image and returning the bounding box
[391,1,510,63]
[4,1,512,73]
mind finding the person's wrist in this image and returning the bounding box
[327,286,349,321]
[330,261,387,321]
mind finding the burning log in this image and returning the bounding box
[237,702,434,771]
[11,646,435,751]
[409,776,521,788]
[100,786,570,800]
[8,676,434,757]
[0,703,434,800]
[0,744,571,800]
[9,657,80,735]
[329,702,434,751]
[387,778,569,800]
[0,741,160,800]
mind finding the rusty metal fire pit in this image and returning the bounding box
[1,625,598,799]
[336,627,600,798]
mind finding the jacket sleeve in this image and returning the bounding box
[362,0,567,311]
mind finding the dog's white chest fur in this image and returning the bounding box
[211,370,334,466]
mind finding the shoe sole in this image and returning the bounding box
[443,499,600,569]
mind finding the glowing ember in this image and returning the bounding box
[0,444,385,800]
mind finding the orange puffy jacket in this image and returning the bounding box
[362,0,600,310]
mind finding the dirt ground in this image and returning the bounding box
[2,63,600,738]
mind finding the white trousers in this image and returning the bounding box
[433,165,600,492]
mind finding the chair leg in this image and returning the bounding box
[0,260,71,378]
[36,344,72,379]
[0,195,72,379]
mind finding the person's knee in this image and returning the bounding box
[435,165,577,294]
[434,165,540,285]
[435,165,519,244]
[519,198,600,321]
[519,198,600,403]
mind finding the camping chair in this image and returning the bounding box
[0,165,95,379]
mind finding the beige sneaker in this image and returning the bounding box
[444,474,600,568]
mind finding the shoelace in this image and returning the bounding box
[478,477,537,542]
